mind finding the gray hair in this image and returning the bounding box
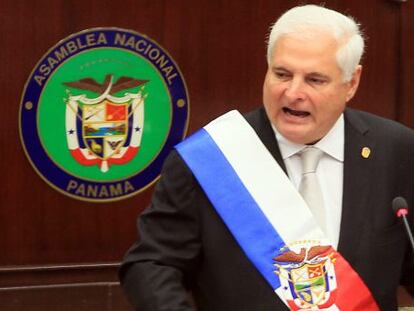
[267,5,365,81]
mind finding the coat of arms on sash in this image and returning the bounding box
[19,28,189,202]
[273,242,337,310]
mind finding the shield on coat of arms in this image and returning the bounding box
[82,100,128,159]
[65,75,146,173]
[290,263,328,307]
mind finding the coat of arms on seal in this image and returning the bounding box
[19,28,189,202]
[64,74,147,173]
[273,242,337,310]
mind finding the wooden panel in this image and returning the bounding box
[397,0,414,127]
[321,0,401,118]
[0,263,131,311]
[0,283,131,311]
[0,263,119,287]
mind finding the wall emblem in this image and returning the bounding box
[19,28,189,202]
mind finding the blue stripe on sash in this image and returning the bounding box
[176,129,285,289]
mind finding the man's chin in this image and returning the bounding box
[278,130,319,145]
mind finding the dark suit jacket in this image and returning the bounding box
[120,107,414,311]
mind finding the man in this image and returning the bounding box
[120,5,414,310]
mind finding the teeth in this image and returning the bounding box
[283,107,309,117]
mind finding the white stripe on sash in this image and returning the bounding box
[204,110,326,244]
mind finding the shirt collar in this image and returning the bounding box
[273,114,344,162]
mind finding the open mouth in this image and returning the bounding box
[283,107,310,118]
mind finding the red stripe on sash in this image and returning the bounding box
[334,254,379,310]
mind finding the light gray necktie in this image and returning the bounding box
[298,146,326,233]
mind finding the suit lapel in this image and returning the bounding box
[337,109,376,265]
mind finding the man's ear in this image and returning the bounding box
[346,65,362,102]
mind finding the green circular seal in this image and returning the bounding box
[19,28,189,202]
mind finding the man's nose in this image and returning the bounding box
[285,78,306,101]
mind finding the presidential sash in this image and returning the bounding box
[176,110,379,310]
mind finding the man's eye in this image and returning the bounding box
[274,71,290,80]
[307,77,326,85]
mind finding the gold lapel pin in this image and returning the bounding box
[361,147,371,159]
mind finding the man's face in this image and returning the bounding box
[263,32,361,144]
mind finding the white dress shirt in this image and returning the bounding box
[273,114,344,248]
